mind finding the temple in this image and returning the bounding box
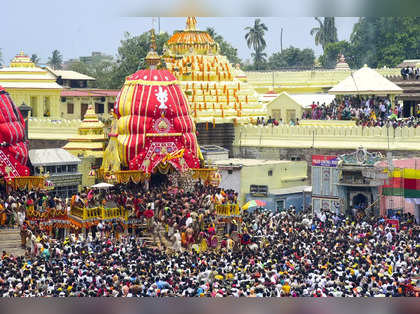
[0,52,62,118]
[63,105,106,186]
[164,17,265,124]
[163,17,266,151]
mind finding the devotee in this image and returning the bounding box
[0,182,418,297]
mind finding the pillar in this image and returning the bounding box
[37,96,44,118]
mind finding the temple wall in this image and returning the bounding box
[233,124,420,182]
[28,118,80,141]
[233,124,420,152]
[245,68,401,93]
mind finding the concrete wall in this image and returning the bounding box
[239,161,308,204]
[28,118,80,141]
[8,89,61,118]
[245,68,401,94]
[234,124,420,152]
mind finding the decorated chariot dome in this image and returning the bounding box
[104,30,201,175]
[0,86,30,178]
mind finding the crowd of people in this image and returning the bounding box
[401,66,420,80]
[303,97,420,128]
[0,181,419,297]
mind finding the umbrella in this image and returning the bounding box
[242,200,267,210]
[91,182,114,189]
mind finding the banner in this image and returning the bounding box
[312,155,338,167]
[386,219,399,231]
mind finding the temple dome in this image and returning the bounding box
[10,51,36,68]
[166,17,218,56]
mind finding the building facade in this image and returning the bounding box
[0,52,62,118]
[29,148,82,198]
[214,158,308,210]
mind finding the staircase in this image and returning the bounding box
[0,227,25,257]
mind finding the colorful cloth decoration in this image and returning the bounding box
[0,86,29,178]
[113,69,200,174]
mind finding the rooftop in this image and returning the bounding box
[60,89,119,97]
[29,148,81,166]
[46,68,96,81]
[213,158,295,167]
[270,185,312,195]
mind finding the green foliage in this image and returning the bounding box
[245,19,268,70]
[350,17,420,68]
[206,27,242,65]
[109,31,170,89]
[319,41,354,69]
[268,47,315,69]
[48,50,63,69]
[30,54,40,65]
[69,60,115,89]
[310,17,338,53]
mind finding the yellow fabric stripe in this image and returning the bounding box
[123,84,135,117]
[117,85,129,117]
[403,168,420,179]
[142,85,153,148]
[125,79,177,86]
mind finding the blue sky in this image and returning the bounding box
[0,1,358,64]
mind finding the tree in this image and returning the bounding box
[109,31,170,89]
[349,17,420,68]
[69,60,115,89]
[310,17,338,53]
[30,54,40,65]
[205,27,242,65]
[245,18,268,70]
[319,41,354,69]
[251,48,268,70]
[268,47,315,69]
[48,50,63,69]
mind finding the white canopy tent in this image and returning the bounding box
[329,65,403,96]
[91,182,114,189]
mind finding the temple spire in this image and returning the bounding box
[186,17,197,31]
[145,29,161,69]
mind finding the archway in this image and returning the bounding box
[352,193,368,209]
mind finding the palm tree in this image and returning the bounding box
[251,48,267,70]
[245,18,268,69]
[30,54,40,65]
[310,17,338,52]
[48,50,63,69]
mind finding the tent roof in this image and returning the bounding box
[329,65,403,95]
[29,148,81,166]
[269,92,335,109]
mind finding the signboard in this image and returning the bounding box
[386,218,399,231]
[362,169,389,180]
[312,155,338,167]
[250,185,268,197]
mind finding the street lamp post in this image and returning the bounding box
[18,102,32,141]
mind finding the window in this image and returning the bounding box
[68,165,77,173]
[67,103,74,114]
[108,103,115,113]
[96,103,104,114]
[228,169,233,174]
[276,199,285,212]
[268,170,273,176]
[250,185,268,196]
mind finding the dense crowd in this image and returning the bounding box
[303,97,420,127]
[0,182,419,297]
